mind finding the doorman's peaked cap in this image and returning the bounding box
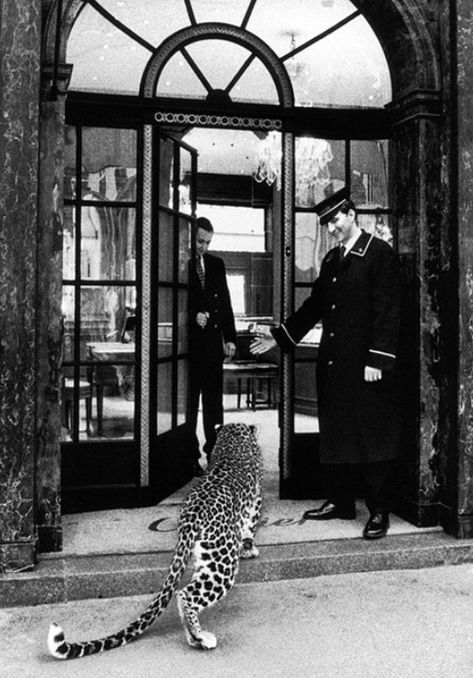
[315,188,350,225]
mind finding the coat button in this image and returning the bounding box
[329,332,334,338]
[332,277,337,282]
[331,304,336,310]
[328,360,334,366]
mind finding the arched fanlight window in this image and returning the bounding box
[67,0,391,108]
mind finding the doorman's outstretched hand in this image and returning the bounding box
[250,335,277,355]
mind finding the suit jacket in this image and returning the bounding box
[272,230,402,464]
[189,253,236,363]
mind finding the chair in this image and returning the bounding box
[120,314,136,342]
[93,314,136,435]
[63,378,92,434]
[223,331,278,411]
[224,361,278,410]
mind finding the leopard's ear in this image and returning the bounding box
[214,424,223,433]
[250,424,259,437]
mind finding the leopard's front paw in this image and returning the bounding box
[189,631,217,650]
[241,540,259,559]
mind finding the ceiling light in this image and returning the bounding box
[253,133,333,207]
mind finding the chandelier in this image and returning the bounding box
[253,133,333,207]
[253,131,282,189]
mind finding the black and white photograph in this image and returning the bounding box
[1,1,473,676]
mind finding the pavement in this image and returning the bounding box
[2,564,473,678]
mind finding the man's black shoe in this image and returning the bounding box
[191,462,204,477]
[363,512,390,539]
[303,500,356,521]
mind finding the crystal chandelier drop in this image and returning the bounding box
[295,137,333,206]
[253,133,333,207]
[253,131,282,189]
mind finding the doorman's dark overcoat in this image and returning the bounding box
[272,230,401,464]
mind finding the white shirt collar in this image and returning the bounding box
[341,226,362,256]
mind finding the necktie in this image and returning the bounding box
[196,256,205,288]
[339,245,346,259]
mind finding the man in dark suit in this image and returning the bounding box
[188,217,236,473]
[251,190,401,539]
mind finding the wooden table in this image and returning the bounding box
[223,360,278,410]
[86,342,135,434]
[87,341,135,361]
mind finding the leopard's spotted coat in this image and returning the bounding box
[48,422,262,658]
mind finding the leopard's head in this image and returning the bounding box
[214,422,259,447]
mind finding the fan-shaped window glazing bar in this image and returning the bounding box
[181,47,213,94]
[241,0,258,30]
[84,0,155,53]
[184,0,198,26]
[225,53,257,95]
[280,9,361,62]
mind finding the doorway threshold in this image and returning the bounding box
[2,479,466,609]
[49,396,441,560]
[53,479,440,559]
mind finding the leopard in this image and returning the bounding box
[48,422,263,659]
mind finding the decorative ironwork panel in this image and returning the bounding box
[140,124,152,486]
[154,111,282,131]
[281,131,295,482]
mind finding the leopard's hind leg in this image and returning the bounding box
[176,532,239,650]
[241,482,262,559]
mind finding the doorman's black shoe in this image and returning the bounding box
[363,512,390,539]
[303,500,356,521]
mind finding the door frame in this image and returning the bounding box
[143,125,199,494]
[62,98,394,510]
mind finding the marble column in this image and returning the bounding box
[35,95,65,553]
[455,0,473,537]
[0,1,42,572]
[389,90,445,528]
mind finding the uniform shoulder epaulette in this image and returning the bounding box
[349,231,374,258]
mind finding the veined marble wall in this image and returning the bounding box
[388,91,444,529]
[35,98,65,554]
[0,1,42,572]
[456,0,473,536]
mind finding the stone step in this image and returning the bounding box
[2,532,473,608]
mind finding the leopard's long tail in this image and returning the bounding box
[48,530,196,660]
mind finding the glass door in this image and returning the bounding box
[147,128,198,492]
[61,125,140,512]
[60,124,198,512]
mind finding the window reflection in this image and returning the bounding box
[350,140,389,209]
[81,128,137,201]
[62,206,136,283]
[295,139,392,289]
[358,214,393,247]
[157,362,173,435]
[62,125,138,442]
